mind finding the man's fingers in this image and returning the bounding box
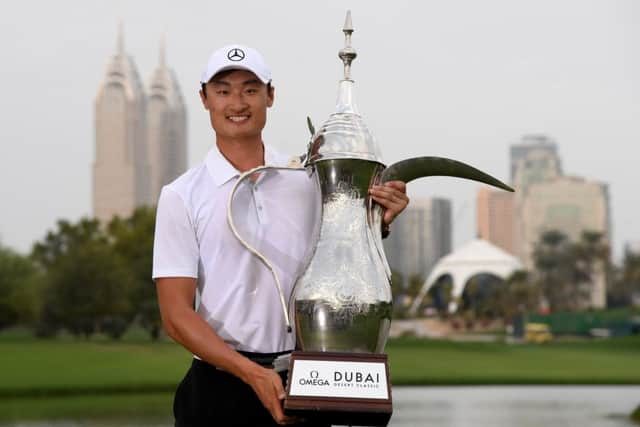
[277,415,303,425]
[273,372,286,399]
[370,188,409,209]
[380,180,406,192]
[248,367,296,425]
[370,191,407,207]
[269,372,300,425]
[370,185,408,201]
[369,182,409,226]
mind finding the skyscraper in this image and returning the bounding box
[93,26,149,222]
[511,134,563,262]
[477,135,561,259]
[146,38,187,202]
[510,134,562,191]
[476,187,516,254]
[383,197,452,286]
[93,27,187,221]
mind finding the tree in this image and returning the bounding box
[451,270,541,328]
[0,246,42,329]
[108,206,160,339]
[610,248,640,306]
[533,230,587,312]
[573,231,610,302]
[32,218,133,338]
[389,272,425,319]
[498,270,540,319]
[624,251,640,287]
[532,229,610,312]
[406,273,425,301]
[460,274,507,324]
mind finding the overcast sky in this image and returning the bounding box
[0,0,638,260]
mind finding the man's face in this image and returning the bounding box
[199,69,274,141]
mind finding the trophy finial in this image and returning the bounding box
[338,10,357,80]
[343,10,353,33]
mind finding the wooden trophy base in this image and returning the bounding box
[284,351,392,427]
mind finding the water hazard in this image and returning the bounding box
[2,386,638,427]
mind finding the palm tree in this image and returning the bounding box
[611,248,640,306]
[500,270,540,320]
[533,229,610,312]
[572,231,610,307]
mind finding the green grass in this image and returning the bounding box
[0,393,173,422]
[1,336,639,421]
[387,336,640,385]
[1,335,639,400]
[0,339,191,397]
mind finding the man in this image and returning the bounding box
[153,44,408,426]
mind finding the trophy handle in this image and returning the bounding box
[226,161,307,334]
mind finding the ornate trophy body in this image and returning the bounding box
[228,11,512,426]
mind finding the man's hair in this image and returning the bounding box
[201,71,273,99]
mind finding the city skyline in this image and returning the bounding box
[0,1,637,260]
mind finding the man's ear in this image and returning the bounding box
[199,89,209,110]
[267,86,275,108]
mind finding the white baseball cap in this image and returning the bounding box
[200,44,272,85]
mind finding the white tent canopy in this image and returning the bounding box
[409,239,523,315]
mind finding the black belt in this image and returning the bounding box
[238,350,292,371]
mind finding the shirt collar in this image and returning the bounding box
[205,142,288,187]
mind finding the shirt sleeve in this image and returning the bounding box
[152,186,199,280]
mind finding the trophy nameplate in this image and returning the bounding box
[284,351,392,426]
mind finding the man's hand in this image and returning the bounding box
[369,180,409,225]
[246,365,299,425]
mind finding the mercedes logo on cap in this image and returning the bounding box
[227,48,245,61]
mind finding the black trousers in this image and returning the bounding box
[174,357,329,427]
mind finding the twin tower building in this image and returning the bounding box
[93,28,187,222]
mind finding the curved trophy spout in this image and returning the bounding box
[380,156,514,192]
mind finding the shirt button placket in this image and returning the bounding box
[253,185,264,223]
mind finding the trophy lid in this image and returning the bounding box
[305,11,384,166]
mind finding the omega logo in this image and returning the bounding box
[299,370,329,386]
[227,48,245,61]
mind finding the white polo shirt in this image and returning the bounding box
[152,143,319,353]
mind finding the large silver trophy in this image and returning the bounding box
[228,11,512,426]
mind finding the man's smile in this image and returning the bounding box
[227,115,250,123]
